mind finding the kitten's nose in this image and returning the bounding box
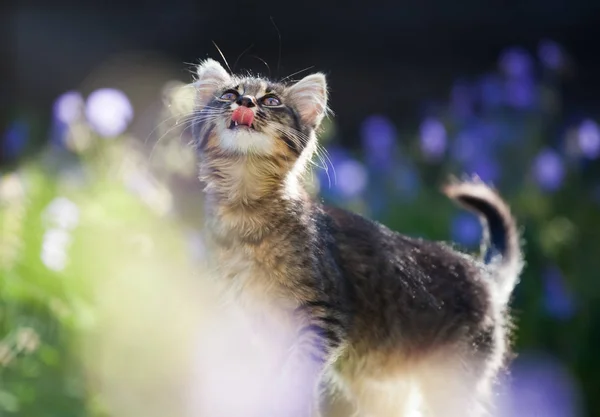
[236,95,256,108]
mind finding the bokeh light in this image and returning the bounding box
[85,88,134,138]
[532,148,565,192]
[335,159,368,199]
[538,40,565,71]
[577,119,600,159]
[419,117,447,161]
[360,115,397,170]
[499,47,534,79]
[53,91,85,124]
[450,213,482,247]
[500,353,583,417]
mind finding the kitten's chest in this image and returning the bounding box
[212,241,295,303]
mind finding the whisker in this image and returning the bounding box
[234,43,254,72]
[280,66,315,83]
[250,55,271,79]
[212,41,233,74]
[270,16,282,79]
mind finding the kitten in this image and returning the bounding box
[191,58,523,417]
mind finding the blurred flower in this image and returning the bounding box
[41,228,71,271]
[499,352,583,417]
[577,119,600,159]
[505,77,537,109]
[335,159,368,199]
[499,47,534,79]
[450,213,481,247]
[43,197,80,230]
[532,148,565,192]
[478,74,504,108]
[419,117,447,161]
[40,197,79,272]
[542,265,576,320]
[85,88,134,138]
[451,122,502,166]
[465,156,501,183]
[2,120,28,159]
[53,91,84,124]
[538,39,565,71]
[452,130,480,164]
[360,115,397,170]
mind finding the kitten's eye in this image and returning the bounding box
[262,96,281,106]
[219,91,238,101]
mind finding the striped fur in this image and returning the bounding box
[191,59,524,417]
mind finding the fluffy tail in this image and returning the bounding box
[443,179,523,305]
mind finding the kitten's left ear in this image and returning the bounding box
[288,73,328,128]
[194,58,232,106]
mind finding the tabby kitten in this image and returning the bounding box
[191,58,523,417]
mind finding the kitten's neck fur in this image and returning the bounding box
[199,150,309,245]
[199,150,317,309]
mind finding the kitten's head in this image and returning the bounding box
[192,59,328,165]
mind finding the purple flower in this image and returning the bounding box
[451,122,502,166]
[2,121,28,158]
[419,117,447,161]
[452,131,480,164]
[360,115,397,170]
[465,156,501,183]
[538,40,564,71]
[543,266,576,320]
[451,213,481,247]
[499,352,583,417]
[499,47,534,79]
[335,159,368,199]
[577,119,600,159]
[505,77,537,109]
[479,74,504,108]
[53,91,84,124]
[532,148,565,192]
[85,88,134,138]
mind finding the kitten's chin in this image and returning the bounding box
[218,128,275,155]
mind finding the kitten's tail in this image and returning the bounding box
[443,178,523,305]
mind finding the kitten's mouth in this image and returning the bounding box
[229,107,256,130]
[228,120,256,130]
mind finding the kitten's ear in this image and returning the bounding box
[195,58,231,106]
[288,73,328,128]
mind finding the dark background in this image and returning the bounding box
[4,0,600,160]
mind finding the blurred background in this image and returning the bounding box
[2,2,600,416]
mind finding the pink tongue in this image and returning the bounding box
[231,107,255,126]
